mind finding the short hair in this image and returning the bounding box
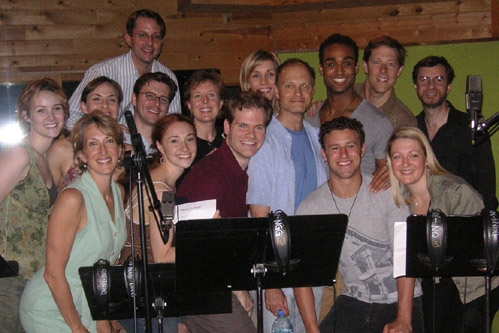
[412,56,455,84]
[133,72,177,103]
[16,78,69,133]
[386,126,448,207]
[239,49,281,91]
[126,9,166,38]
[150,114,196,167]
[363,36,407,67]
[71,110,125,171]
[276,58,316,86]
[319,33,359,66]
[182,70,227,110]
[319,116,365,149]
[81,76,124,105]
[224,91,273,127]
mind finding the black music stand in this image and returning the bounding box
[403,212,499,333]
[175,214,348,333]
[79,263,232,321]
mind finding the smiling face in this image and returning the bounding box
[321,128,365,181]
[320,43,359,95]
[156,120,197,171]
[275,63,315,115]
[186,80,223,124]
[224,107,267,169]
[248,60,278,100]
[363,45,404,96]
[23,90,65,139]
[132,80,170,128]
[389,137,427,187]
[415,64,452,109]
[78,123,122,178]
[124,17,164,67]
[81,82,120,120]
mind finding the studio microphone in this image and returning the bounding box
[465,75,483,145]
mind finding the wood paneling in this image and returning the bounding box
[0,0,497,85]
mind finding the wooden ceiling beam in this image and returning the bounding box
[178,0,445,14]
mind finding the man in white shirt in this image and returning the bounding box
[66,9,181,130]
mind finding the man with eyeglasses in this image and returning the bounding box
[412,55,498,332]
[66,9,181,130]
[127,72,177,154]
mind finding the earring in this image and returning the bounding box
[160,156,166,165]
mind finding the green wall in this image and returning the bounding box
[280,41,499,201]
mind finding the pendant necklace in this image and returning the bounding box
[328,180,361,218]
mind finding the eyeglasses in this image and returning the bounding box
[417,75,447,86]
[139,92,170,105]
[132,32,163,42]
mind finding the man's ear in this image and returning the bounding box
[124,33,132,48]
[396,65,405,78]
[362,60,369,74]
[361,143,367,157]
[223,119,230,136]
[321,148,327,162]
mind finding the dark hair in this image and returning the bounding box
[16,78,69,132]
[319,116,365,149]
[133,72,177,102]
[319,33,359,66]
[276,58,316,86]
[224,91,273,127]
[182,70,227,108]
[126,9,166,38]
[363,36,406,67]
[412,56,455,84]
[81,76,124,105]
[71,111,124,171]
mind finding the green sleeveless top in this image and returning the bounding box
[0,144,52,279]
[19,171,126,332]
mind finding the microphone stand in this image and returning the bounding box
[124,110,172,333]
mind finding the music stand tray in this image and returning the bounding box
[79,263,232,320]
[175,214,348,293]
[405,214,497,277]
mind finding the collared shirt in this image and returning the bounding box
[354,82,417,128]
[66,50,181,130]
[417,101,498,210]
[247,115,328,215]
[176,140,249,218]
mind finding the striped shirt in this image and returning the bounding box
[66,50,181,130]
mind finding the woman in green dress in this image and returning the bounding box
[20,111,126,333]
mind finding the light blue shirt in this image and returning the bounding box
[67,50,181,130]
[247,115,327,215]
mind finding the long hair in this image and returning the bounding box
[16,78,69,133]
[387,126,448,207]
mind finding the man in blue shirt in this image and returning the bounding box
[247,58,328,333]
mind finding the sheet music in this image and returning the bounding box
[393,221,407,278]
[174,199,217,224]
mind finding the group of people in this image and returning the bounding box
[0,7,497,333]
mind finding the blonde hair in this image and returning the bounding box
[387,126,448,207]
[239,49,280,92]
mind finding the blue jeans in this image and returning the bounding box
[319,295,424,333]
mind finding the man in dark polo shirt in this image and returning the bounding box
[176,91,273,332]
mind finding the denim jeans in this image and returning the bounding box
[319,295,424,333]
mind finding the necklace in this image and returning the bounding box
[328,181,361,218]
[341,97,356,115]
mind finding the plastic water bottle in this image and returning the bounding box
[271,309,294,333]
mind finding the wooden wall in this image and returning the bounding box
[0,0,498,86]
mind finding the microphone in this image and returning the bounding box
[465,75,483,145]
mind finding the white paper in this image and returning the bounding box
[174,199,217,224]
[393,221,407,278]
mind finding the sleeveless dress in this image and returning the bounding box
[0,143,53,280]
[19,172,126,333]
